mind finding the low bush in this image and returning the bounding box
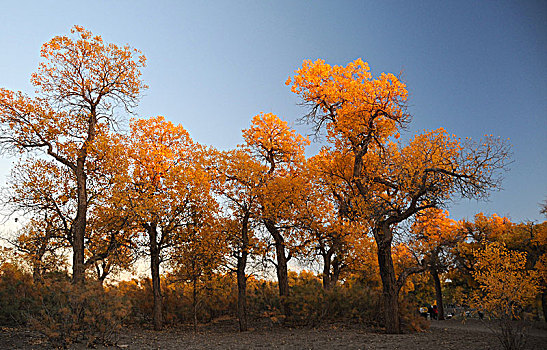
[28,278,130,348]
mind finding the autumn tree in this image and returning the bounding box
[472,241,539,350]
[10,217,68,283]
[170,216,226,332]
[3,158,73,281]
[0,26,147,283]
[409,208,463,320]
[297,154,366,290]
[212,148,265,331]
[242,112,310,317]
[4,130,137,285]
[533,221,547,321]
[453,213,516,295]
[508,220,547,322]
[288,58,510,333]
[120,116,215,331]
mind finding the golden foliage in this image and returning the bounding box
[472,241,539,319]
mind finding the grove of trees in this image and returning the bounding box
[0,26,545,347]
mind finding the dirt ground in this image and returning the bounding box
[1,318,546,349]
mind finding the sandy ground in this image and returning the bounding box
[1,318,546,349]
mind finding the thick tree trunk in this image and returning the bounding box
[332,258,342,286]
[236,255,248,331]
[275,240,290,317]
[542,290,547,322]
[237,212,250,331]
[375,226,400,334]
[322,253,332,290]
[72,166,87,284]
[32,264,42,284]
[71,110,96,285]
[147,223,163,331]
[430,267,445,320]
[264,219,290,317]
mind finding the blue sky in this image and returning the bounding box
[1,1,546,223]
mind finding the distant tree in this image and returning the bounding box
[242,112,310,317]
[170,214,225,332]
[120,116,215,331]
[410,208,463,320]
[472,241,539,350]
[212,148,265,331]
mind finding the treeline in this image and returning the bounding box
[1,210,545,347]
[0,25,544,348]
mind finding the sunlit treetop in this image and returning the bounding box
[31,25,147,116]
[0,25,147,162]
[242,112,309,173]
[286,59,409,150]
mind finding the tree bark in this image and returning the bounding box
[430,266,445,320]
[322,252,332,290]
[32,263,42,284]
[147,222,163,331]
[264,219,291,317]
[332,257,342,286]
[71,165,87,284]
[542,290,547,322]
[236,255,248,331]
[375,226,400,334]
[193,278,198,333]
[237,212,250,331]
[71,108,97,285]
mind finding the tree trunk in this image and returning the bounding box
[147,223,163,331]
[71,164,87,284]
[542,290,547,322]
[430,266,445,320]
[332,257,342,286]
[375,226,400,333]
[32,263,42,284]
[32,247,46,284]
[71,109,96,285]
[275,239,290,317]
[322,253,332,290]
[322,250,336,290]
[193,278,198,333]
[236,255,248,331]
[237,212,250,331]
[264,219,290,317]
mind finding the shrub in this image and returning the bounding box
[0,263,40,326]
[29,278,130,348]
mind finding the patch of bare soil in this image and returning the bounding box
[1,319,546,349]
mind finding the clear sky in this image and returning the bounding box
[1,1,546,223]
